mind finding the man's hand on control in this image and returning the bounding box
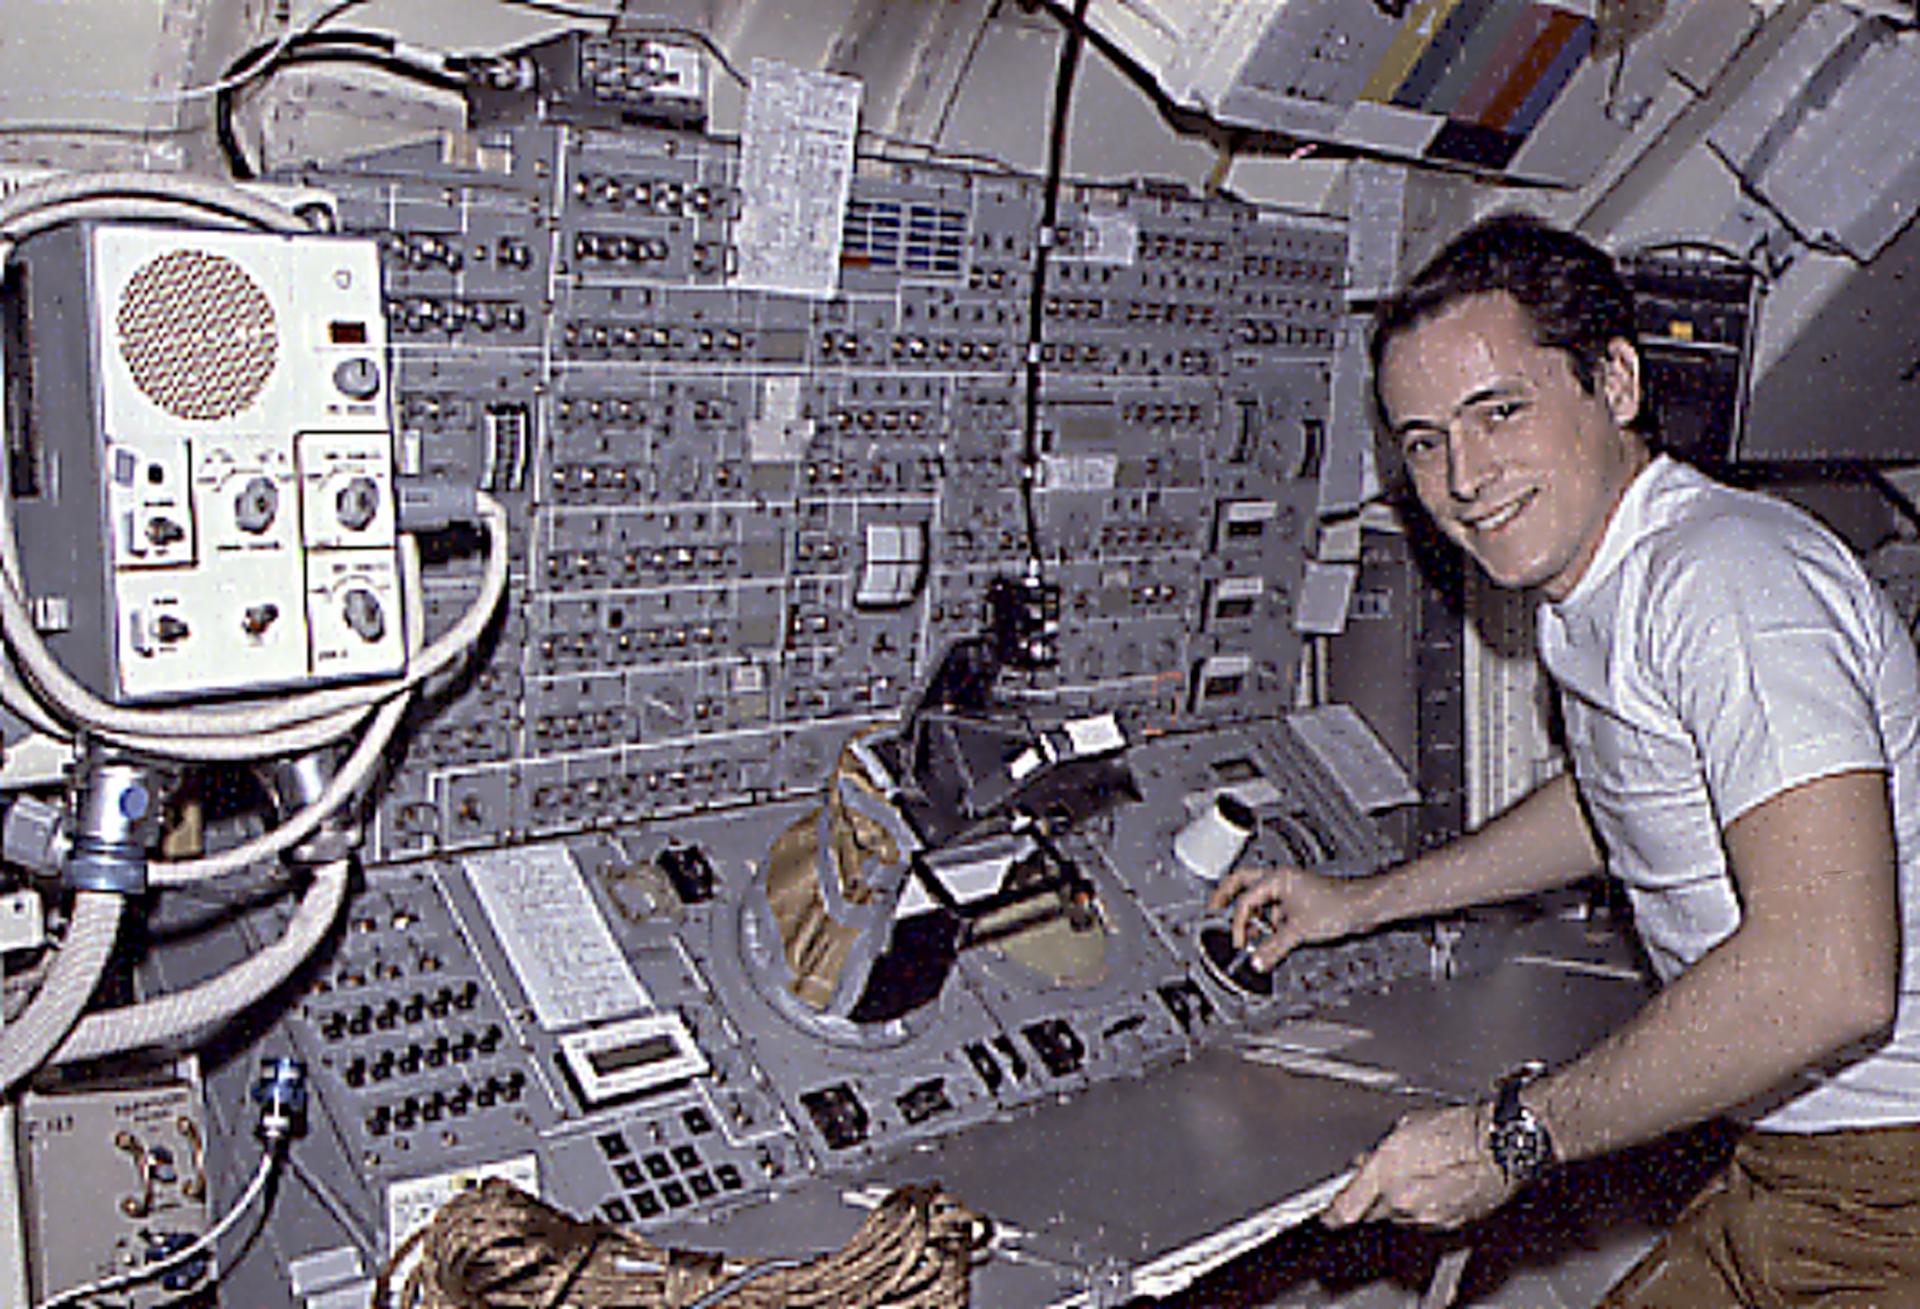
[1207,864,1369,971]
[1323,1105,1516,1230]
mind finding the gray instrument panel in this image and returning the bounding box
[296,119,1342,864]
[166,110,1465,1307]
[193,716,1463,1308]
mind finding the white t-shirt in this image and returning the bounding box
[1538,455,1920,1131]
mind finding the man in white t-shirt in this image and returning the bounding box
[1214,213,1920,1304]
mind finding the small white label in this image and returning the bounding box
[1062,714,1125,756]
[733,60,862,297]
[1225,499,1278,524]
[29,594,70,633]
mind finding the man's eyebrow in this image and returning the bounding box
[1457,380,1527,410]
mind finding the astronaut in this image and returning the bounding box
[1216,213,1920,1304]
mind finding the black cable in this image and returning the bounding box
[1019,0,1093,570]
[217,30,393,177]
[1033,0,1252,155]
[217,31,464,179]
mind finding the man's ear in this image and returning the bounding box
[1601,337,1641,428]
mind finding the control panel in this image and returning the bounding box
[88,106,1464,1309]
[4,224,403,703]
[181,714,1462,1309]
[261,120,1339,862]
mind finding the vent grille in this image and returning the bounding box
[842,200,966,277]
[116,249,278,421]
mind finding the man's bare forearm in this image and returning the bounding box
[1530,769,1900,1162]
[1528,914,1881,1161]
[1353,771,1605,930]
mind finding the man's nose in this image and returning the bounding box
[1447,425,1497,502]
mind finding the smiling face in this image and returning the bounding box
[1379,292,1649,601]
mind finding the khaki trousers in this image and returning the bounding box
[1600,1123,1920,1308]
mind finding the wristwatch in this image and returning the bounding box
[1487,1060,1557,1185]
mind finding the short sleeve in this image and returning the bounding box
[1650,517,1889,827]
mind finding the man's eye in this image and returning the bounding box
[1402,433,1440,459]
[1488,400,1525,423]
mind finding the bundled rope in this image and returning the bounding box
[378,1178,992,1309]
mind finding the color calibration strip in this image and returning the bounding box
[1364,0,1596,169]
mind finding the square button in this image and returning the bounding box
[671,1144,701,1171]
[716,1164,744,1191]
[596,1131,631,1160]
[682,1107,714,1135]
[613,1161,644,1188]
[601,1198,632,1224]
[688,1172,717,1201]
[662,1181,691,1209]
[633,1190,662,1219]
[644,1151,673,1179]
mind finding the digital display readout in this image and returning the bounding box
[586,1034,681,1076]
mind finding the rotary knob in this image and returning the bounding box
[332,356,381,400]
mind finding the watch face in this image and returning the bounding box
[1491,1113,1552,1182]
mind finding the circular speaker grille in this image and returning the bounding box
[116,249,278,421]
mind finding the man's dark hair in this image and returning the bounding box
[1368,213,1641,484]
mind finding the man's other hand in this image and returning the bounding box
[1323,1105,1517,1230]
